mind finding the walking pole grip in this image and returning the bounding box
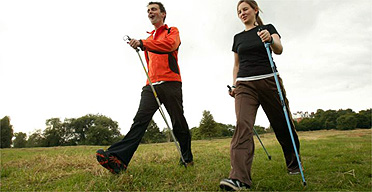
[123,35,140,52]
[227,85,232,93]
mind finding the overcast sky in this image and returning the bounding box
[1,0,371,136]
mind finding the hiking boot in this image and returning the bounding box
[179,159,194,167]
[288,170,300,175]
[180,161,194,167]
[186,161,194,167]
[96,149,127,174]
[219,178,250,191]
[288,166,304,175]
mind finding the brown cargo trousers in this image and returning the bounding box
[229,76,301,186]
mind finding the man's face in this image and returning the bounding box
[147,4,165,25]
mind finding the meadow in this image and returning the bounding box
[1,129,371,191]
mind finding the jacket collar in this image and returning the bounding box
[147,24,169,35]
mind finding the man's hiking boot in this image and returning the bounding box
[96,149,127,174]
[219,178,250,191]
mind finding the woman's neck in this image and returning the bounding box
[245,23,256,31]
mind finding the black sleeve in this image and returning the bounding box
[232,35,238,53]
[267,24,281,38]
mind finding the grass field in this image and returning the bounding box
[1,129,371,191]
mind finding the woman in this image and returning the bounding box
[219,0,302,190]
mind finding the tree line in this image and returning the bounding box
[294,108,371,131]
[189,110,268,140]
[2,114,123,148]
[2,111,236,148]
[1,108,370,148]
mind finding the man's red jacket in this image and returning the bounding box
[141,24,182,85]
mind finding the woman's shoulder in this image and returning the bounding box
[263,23,276,29]
[233,30,246,41]
[234,30,246,36]
[262,24,280,36]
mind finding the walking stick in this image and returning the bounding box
[262,38,306,186]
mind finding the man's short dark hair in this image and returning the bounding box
[148,2,166,21]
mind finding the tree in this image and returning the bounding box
[294,108,371,131]
[321,110,338,129]
[86,125,116,145]
[295,118,322,131]
[1,116,13,148]
[61,118,80,145]
[162,128,174,142]
[43,118,64,147]
[336,114,357,130]
[216,123,235,137]
[25,114,123,147]
[26,129,44,147]
[356,109,371,129]
[67,114,121,145]
[190,126,201,140]
[83,114,122,145]
[337,108,355,117]
[70,115,96,144]
[314,109,325,119]
[13,132,27,148]
[254,125,266,134]
[198,110,218,139]
[141,120,166,144]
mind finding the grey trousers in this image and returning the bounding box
[229,76,301,186]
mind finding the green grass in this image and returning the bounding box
[1,129,371,191]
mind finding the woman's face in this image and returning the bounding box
[237,2,257,25]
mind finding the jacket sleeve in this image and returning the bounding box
[141,27,180,53]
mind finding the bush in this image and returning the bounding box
[336,114,357,130]
[296,118,322,131]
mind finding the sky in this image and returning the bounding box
[0,0,371,136]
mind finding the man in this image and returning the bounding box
[96,2,193,174]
